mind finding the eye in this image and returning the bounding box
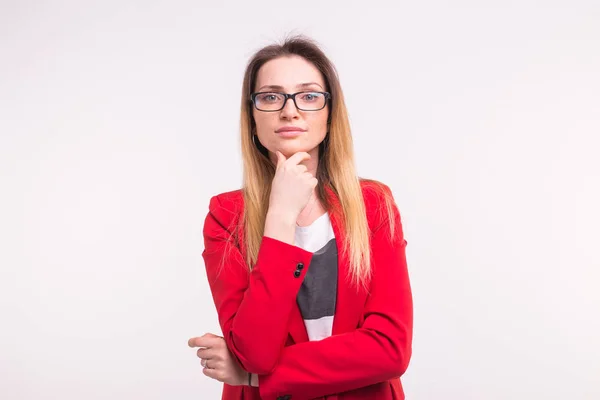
[258,93,282,103]
[300,92,322,102]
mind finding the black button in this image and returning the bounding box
[293,270,301,278]
[296,262,304,270]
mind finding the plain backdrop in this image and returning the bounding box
[1,1,599,399]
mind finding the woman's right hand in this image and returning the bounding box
[268,151,318,221]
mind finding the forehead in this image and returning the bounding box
[255,55,325,91]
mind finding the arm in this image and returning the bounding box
[203,195,314,374]
[256,201,413,400]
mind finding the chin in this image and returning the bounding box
[281,145,317,157]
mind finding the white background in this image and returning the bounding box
[1,1,599,399]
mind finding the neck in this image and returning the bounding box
[304,146,319,178]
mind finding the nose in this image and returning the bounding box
[280,96,300,120]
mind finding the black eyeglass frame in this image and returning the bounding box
[249,91,331,112]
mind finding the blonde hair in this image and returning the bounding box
[237,35,396,289]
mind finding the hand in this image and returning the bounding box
[188,333,248,386]
[268,151,318,219]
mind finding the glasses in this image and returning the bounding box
[250,91,331,112]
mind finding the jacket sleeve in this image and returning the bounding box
[202,195,314,374]
[257,200,413,400]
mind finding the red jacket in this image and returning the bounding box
[202,181,413,400]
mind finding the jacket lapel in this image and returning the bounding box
[326,185,369,336]
[288,301,309,344]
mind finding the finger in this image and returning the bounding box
[196,347,217,360]
[188,336,208,348]
[202,366,221,381]
[286,152,311,166]
[189,332,223,348]
[276,151,286,168]
[188,334,213,348]
[199,335,225,349]
[203,358,224,371]
[211,359,225,369]
[301,172,318,184]
[201,333,222,340]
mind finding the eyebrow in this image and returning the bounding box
[257,82,324,92]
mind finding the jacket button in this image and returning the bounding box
[294,270,301,278]
[296,262,304,270]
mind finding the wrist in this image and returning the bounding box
[264,210,297,245]
[266,209,297,226]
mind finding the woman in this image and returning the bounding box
[188,35,413,400]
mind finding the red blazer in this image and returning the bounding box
[202,181,413,400]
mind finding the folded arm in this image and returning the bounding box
[203,195,314,374]
[257,202,413,399]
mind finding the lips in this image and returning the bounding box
[275,126,307,133]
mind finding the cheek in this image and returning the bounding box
[308,114,329,131]
[253,113,275,132]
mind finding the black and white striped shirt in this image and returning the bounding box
[294,212,338,341]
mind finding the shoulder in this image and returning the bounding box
[209,188,244,212]
[204,188,244,233]
[359,178,399,231]
[360,178,393,202]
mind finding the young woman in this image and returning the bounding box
[188,36,413,400]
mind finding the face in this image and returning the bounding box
[252,55,329,163]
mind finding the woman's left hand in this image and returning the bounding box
[188,333,248,386]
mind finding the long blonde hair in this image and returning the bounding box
[237,35,396,289]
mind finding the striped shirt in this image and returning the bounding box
[294,212,338,341]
